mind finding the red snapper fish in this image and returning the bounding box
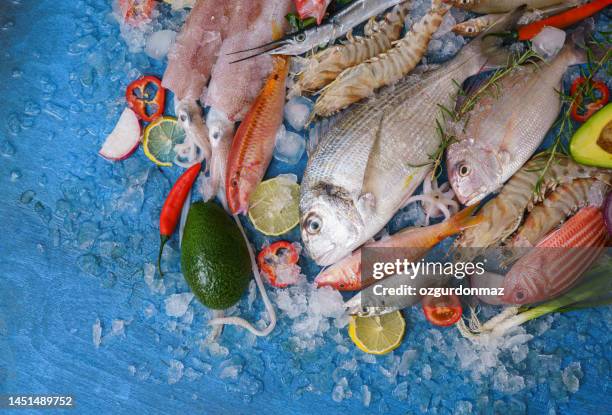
[502,206,608,305]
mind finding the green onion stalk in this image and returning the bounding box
[458,261,612,341]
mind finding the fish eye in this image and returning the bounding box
[304,214,322,235]
[515,291,525,301]
[295,33,306,43]
[467,27,475,33]
[458,163,471,177]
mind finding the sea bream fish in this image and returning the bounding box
[300,11,520,266]
[443,0,568,13]
[447,43,586,206]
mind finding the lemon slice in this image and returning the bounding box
[248,175,300,236]
[143,116,185,166]
[349,311,406,355]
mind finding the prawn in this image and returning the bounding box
[313,0,449,117]
[290,2,411,97]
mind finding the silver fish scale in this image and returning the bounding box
[302,41,488,247]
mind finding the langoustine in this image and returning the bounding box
[226,56,290,215]
[454,155,608,257]
[315,205,481,291]
[313,0,450,117]
[291,2,411,97]
[502,206,608,305]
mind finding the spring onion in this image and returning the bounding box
[458,260,612,341]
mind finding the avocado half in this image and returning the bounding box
[570,103,612,168]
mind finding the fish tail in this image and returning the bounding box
[473,5,528,68]
[446,204,484,234]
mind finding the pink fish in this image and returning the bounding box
[205,0,294,122]
[225,56,290,214]
[502,206,608,305]
[315,205,482,291]
[295,0,332,24]
[162,0,236,101]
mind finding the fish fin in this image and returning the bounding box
[357,192,377,217]
[478,5,528,68]
[447,204,484,233]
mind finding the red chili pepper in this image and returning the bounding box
[126,76,166,122]
[517,0,612,41]
[570,77,609,123]
[257,241,300,288]
[119,0,155,26]
[422,293,462,327]
[158,163,202,276]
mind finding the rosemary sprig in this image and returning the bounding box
[532,38,612,195]
[426,47,542,179]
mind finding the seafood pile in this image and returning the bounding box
[106,0,612,370]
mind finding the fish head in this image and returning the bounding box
[300,187,365,266]
[502,262,543,305]
[447,141,500,206]
[270,26,329,57]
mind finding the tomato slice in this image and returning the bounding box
[422,293,462,327]
[257,241,300,288]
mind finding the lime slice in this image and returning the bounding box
[143,116,185,166]
[248,175,300,236]
[349,311,406,355]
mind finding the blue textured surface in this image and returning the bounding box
[0,1,611,414]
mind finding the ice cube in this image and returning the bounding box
[433,13,456,39]
[455,401,473,415]
[532,27,566,61]
[111,319,125,337]
[92,318,102,348]
[284,96,313,131]
[392,381,409,400]
[168,359,184,384]
[562,362,582,394]
[145,30,177,60]
[164,293,194,317]
[274,125,306,165]
[362,385,372,407]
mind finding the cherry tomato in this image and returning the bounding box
[422,293,462,327]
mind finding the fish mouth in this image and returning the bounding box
[311,244,341,266]
[462,191,486,207]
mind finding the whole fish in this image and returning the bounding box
[226,56,289,215]
[502,206,608,305]
[230,0,407,58]
[508,178,610,248]
[454,155,608,257]
[205,0,293,122]
[315,205,481,290]
[447,43,586,206]
[300,11,519,266]
[443,0,567,13]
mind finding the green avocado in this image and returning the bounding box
[181,201,251,310]
[570,103,612,168]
